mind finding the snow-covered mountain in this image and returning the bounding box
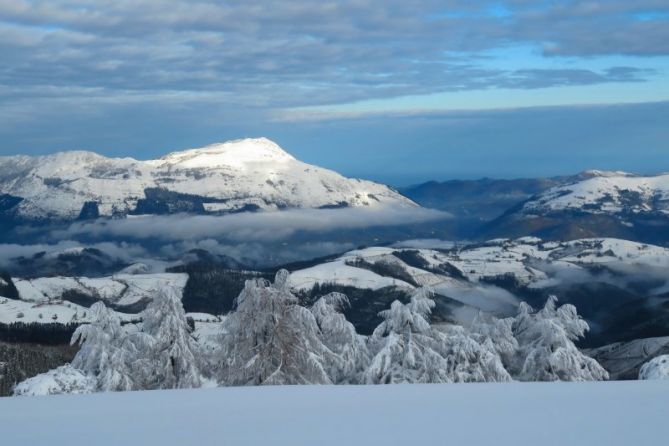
[520,171,669,215]
[482,171,669,243]
[0,138,415,221]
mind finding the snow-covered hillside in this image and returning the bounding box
[0,138,414,220]
[286,237,669,344]
[521,171,669,216]
[0,273,187,324]
[2,382,668,445]
[2,237,668,346]
[289,237,669,314]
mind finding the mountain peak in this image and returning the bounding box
[158,137,295,169]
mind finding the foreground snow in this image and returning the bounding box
[2,381,667,445]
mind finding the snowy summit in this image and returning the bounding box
[157,138,296,169]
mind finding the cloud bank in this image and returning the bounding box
[51,207,450,242]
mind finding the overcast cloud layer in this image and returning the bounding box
[1,1,668,179]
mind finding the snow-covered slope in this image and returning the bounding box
[290,237,669,297]
[520,171,669,216]
[0,273,188,325]
[287,237,669,342]
[0,138,414,220]
[13,273,187,307]
[3,382,668,445]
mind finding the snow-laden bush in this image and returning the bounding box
[639,355,669,380]
[512,296,609,382]
[14,365,94,396]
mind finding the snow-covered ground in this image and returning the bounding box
[1,381,667,445]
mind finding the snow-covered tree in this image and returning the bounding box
[139,286,203,389]
[70,302,137,392]
[364,289,454,384]
[433,324,512,383]
[470,312,518,369]
[219,270,333,386]
[639,355,669,380]
[310,292,369,384]
[365,289,510,384]
[512,296,609,382]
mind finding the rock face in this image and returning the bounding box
[0,137,415,222]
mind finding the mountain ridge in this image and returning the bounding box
[0,138,415,222]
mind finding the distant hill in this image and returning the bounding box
[482,171,669,244]
[400,177,562,220]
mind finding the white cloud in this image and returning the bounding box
[51,207,451,242]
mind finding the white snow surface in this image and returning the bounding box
[0,137,414,219]
[521,171,669,215]
[2,381,668,445]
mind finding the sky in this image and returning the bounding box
[0,0,668,185]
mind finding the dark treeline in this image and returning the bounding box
[167,263,274,314]
[299,283,412,335]
[0,273,19,299]
[0,322,80,345]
